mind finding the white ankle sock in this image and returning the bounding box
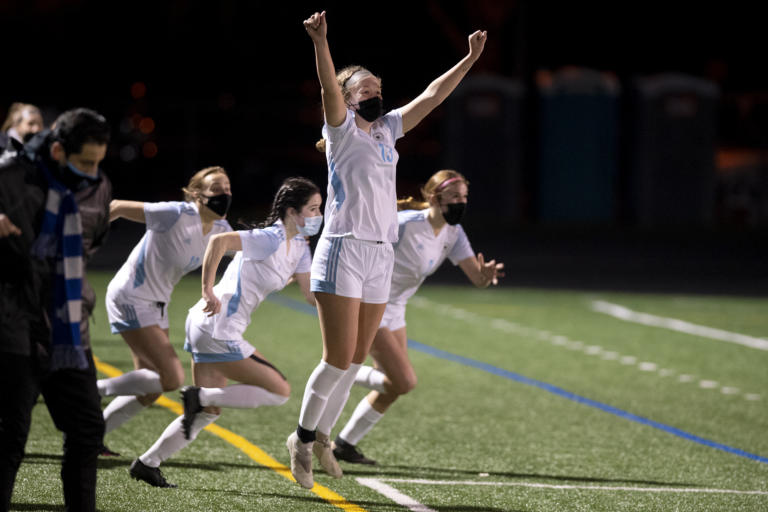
[97,369,163,397]
[103,395,146,434]
[338,397,384,446]
[139,412,219,468]
[317,363,361,436]
[199,384,289,408]
[354,365,387,393]
[298,360,346,431]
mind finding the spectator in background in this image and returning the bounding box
[1,103,44,151]
[0,108,111,512]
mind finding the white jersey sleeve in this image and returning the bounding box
[323,110,357,152]
[447,225,475,264]
[144,201,185,232]
[239,228,281,261]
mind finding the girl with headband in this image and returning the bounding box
[332,170,504,465]
[288,10,487,489]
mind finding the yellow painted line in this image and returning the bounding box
[94,356,368,512]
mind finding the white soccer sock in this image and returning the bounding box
[338,397,384,446]
[198,384,289,408]
[298,360,346,431]
[139,412,219,468]
[103,395,146,434]
[317,363,361,436]
[97,368,163,397]
[354,365,387,393]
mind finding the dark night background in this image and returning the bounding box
[2,1,767,294]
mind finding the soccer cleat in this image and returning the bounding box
[129,458,177,488]
[286,432,314,489]
[99,444,121,457]
[180,386,203,440]
[313,433,342,478]
[332,437,377,465]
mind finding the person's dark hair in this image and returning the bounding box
[259,177,321,228]
[52,108,110,156]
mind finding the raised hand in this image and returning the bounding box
[202,287,222,317]
[477,252,504,286]
[467,30,488,62]
[303,10,327,43]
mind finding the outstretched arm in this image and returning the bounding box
[400,30,487,134]
[458,252,504,288]
[304,11,346,127]
[201,232,243,316]
[109,200,146,223]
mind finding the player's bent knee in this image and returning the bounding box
[275,380,291,399]
[391,374,417,396]
[138,392,161,405]
[203,406,221,415]
[161,369,185,391]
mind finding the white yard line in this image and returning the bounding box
[408,296,760,401]
[591,300,768,351]
[356,478,437,512]
[357,477,768,497]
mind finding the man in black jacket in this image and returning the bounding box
[0,108,111,512]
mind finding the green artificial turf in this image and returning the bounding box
[10,272,768,511]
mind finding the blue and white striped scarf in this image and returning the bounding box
[30,162,86,371]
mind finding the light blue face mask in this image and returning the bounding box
[67,161,97,180]
[297,214,323,237]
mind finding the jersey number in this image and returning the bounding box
[378,143,394,163]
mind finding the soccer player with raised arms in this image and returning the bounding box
[287,10,488,489]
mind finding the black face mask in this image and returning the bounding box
[355,97,384,122]
[442,202,466,226]
[204,193,232,217]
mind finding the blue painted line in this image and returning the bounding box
[268,293,768,465]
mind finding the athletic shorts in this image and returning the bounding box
[106,288,169,333]
[183,313,256,363]
[379,302,406,331]
[310,235,394,304]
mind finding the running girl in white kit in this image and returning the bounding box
[128,177,322,488]
[331,170,504,465]
[97,167,232,441]
[287,10,487,489]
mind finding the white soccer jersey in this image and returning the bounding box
[389,209,475,305]
[321,108,404,242]
[189,221,312,341]
[108,201,232,304]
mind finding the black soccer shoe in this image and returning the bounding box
[99,443,121,457]
[332,437,377,465]
[129,458,177,488]
[180,385,203,440]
